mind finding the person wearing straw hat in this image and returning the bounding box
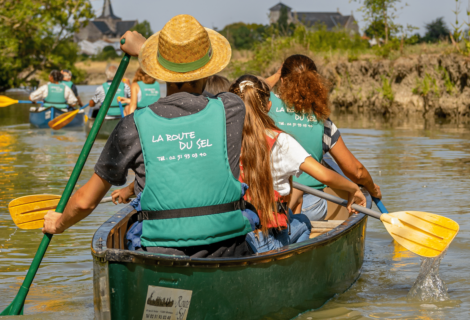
[43,15,253,257]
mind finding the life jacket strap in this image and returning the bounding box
[137,199,246,222]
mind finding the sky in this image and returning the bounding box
[89,0,470,35]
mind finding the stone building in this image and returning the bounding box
[269,2,359,33]
[74,0,137,44]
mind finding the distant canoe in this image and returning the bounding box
[29,107,85,129]
[92,177,372,319]
[85,116,121,139]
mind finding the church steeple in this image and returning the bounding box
[99,0,121,20]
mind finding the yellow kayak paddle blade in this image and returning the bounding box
[48,109,80,130]
[380,211,459,258]
[9,195,61,229]
[0,96,19,108]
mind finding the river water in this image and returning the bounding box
[0,87,469,319]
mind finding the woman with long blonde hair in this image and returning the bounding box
[229,75,366,253]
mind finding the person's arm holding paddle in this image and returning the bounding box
[299,157,366,213]
[112,181,135,204]
[43,174,111,234]
[122,82,139,115]
[42,32,146,235]
[329,137,382,200]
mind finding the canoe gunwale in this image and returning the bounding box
[91,205,367,267]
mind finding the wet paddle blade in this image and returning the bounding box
[0,96,19,108]
[48,109,79,130]
[381,211,459,258]
[9,195,114,229]
[9,195,61,229]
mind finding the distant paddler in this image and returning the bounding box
[88,64,130,117]
[119,67,161,115]
[29,70,78,110]
[61,69,84,107]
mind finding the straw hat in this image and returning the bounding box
[139,15,231,83]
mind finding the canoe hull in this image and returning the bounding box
[92,206,367,320]
[85,117,120,139]
[29,107,84,129]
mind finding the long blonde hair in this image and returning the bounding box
[229,75,283,234]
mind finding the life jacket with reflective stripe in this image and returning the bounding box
[44,83,68,109]
[239,129,289,229]
[102,82,126,117]
[137,81,161,108]
[268,92,325,189]
[134,97,252,248]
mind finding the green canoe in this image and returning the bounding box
[85,115,121,139]
[92,184,371,319]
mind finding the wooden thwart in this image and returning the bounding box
[310,220,344,239]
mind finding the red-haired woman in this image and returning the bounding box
[265,54,381,221]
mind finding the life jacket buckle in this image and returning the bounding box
[137,211,148,222]
[234,199,246,211]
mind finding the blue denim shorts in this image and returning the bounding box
[245,209,312,254]
[301,193,327,221]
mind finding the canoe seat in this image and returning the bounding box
[309,220,345,239]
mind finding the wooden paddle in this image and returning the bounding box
[293,182,459,258]
[0,96,42,108]
[9,195,115,229]
[48,103,89,130]
[1,39,131,316]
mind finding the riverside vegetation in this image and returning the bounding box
[221,23,470,121]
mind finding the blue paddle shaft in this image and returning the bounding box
[373,198,389,214]
[118,100,125,117]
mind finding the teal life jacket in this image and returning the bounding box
[134,97,252,248]
[102,82,126,117]
[60,80,73,89]
[269,92,326,189]
[44,83,68,109]
[137,81,161,108]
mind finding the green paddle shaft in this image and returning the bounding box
[3,41,130,316]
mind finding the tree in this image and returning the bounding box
[364,19,388,40]
[352,0,404,44]
[130,20,153,38]
[422,17,450,43]
[94,46,119,61]
[278,6,289,34]
[220,23,267,50]
[0,0,94,90]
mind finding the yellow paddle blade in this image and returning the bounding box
[9,195,61,229]
[381,211,459,258]
[0,96,19,108]
[48,109,79,130]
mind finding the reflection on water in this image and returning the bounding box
[0,83,168,127]
[0,109,469,319]
[300,113,470,320]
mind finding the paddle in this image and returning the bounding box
[0,96,42,108]
[373,197,389,214]
[1,40,131,316]
[48,103,89,130]
[9,195,115,230]
[118,98,125,117]
[293,182,459,258]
